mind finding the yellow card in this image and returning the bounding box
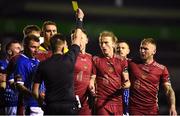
[72,1,78,11]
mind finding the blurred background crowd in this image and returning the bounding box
[0,0,180,114]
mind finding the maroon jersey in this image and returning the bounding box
[74,53,93,115]
[36,50,52,61]
[128,59,170,115]
[92,55,127,114]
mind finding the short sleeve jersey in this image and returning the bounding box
[74,53,93,100]
[92,55,128,103]
[14,54,41,107]
[128,59,170,111]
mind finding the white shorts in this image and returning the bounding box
[30,107,44,116]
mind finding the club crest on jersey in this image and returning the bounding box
[83,64,88,69]
[31,63,36,68]
[108,67,114,73]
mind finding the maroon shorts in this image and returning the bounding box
[96,100,123,115]
[129,107,158,115]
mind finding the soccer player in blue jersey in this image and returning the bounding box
[116,40,130,116]
[14,35,44,115]
[0,40,22,115]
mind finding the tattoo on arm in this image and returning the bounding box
[164,84,176,107]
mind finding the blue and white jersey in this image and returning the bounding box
[0,59,8,73]
[14,54,45,107]
[0,59,18,107]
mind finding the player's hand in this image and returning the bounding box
[0,73,6,90]
[169,105,177,116]
[89,80,96,97]
[40,92,45,100]
[38,93,45,106]
[77,8,84,20]
[0,73,6,82]
[122,80,131,89]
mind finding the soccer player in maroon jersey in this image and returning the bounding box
[128,38,177,115]
[89,31,130,115]
[73,30,93,115]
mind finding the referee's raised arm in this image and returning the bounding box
[72,8,84,46]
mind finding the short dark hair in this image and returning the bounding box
[117,39,128,44]
[71,28,87,36]
[23,35,40,46]
[42,21,57,32]
[23,25,41,36]
[117,39,130,48]
[5,40,21,52]
[50,33,66,52]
